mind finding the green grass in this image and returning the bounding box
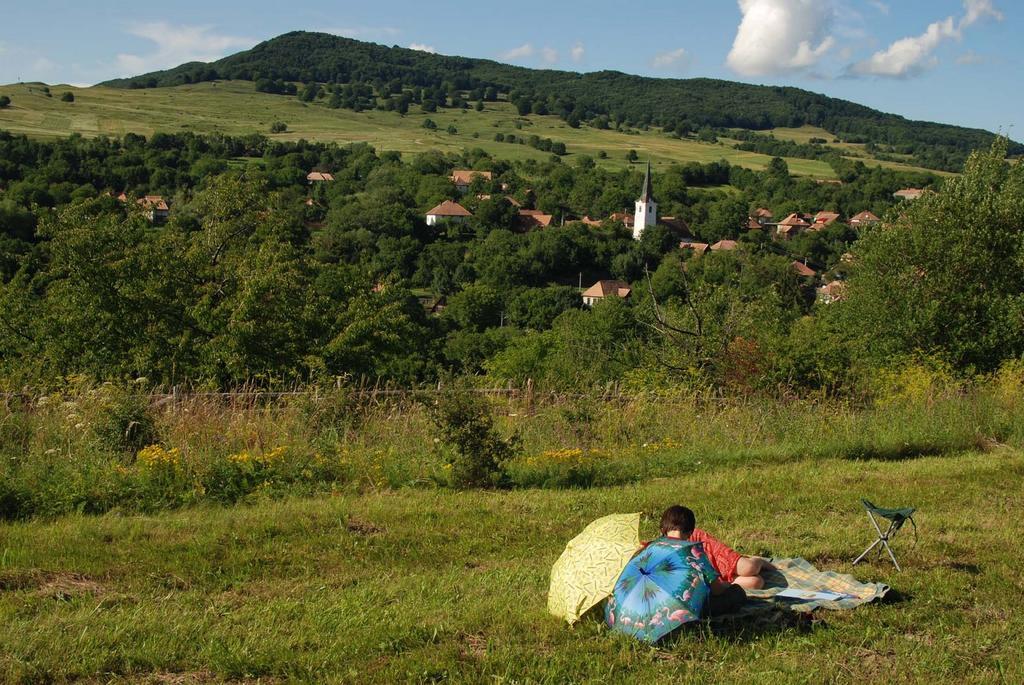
[1,386,1014,519]
[0,81,943,178]
[1,449,1021,683]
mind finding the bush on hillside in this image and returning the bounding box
[427,382,519,489]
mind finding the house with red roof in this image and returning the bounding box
[451,169,493,193]
[791,260,817,278]
[517,209,554,230]
[425,200,472,226]
[710,240,739,252]
[849,210,881,228]
[582,280,632,307]
[775,213,811,240]
[307,171,335,183]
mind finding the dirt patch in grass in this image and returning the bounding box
[346,517,383,536]
[0,569,105,599]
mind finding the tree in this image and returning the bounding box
[840,140,1024,374]
[61,92,75,103]
[0,95,10,108]
[270,121,288,133]
[626,149,638,162]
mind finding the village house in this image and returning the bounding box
[680,240,709,256]
[517,209,554,230]
[893,188,927,201]
[812,211,841,229]
[753,208,773,224]
[744,217,763,231]
[425,200,472,226]
[306,171,334,183]
[849,210,881,228]
[817,280,847,304]
[451,169,493,193]
[115,192,169,224]
[791,260,817,278]
[138,195,170,224]
[775,213,811,240]
[710,239,739,252]
[582,279,632,307]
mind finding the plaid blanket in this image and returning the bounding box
[745,557,890,612]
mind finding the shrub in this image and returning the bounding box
[0,95,10,108]
[61,92,75,103]
[270,121,288,133]
[427,383,519,489]
[90,385,159,454]
[422,118,437,130]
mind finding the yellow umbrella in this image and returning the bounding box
[548,512,642,624]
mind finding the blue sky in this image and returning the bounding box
[0,0,1016,135]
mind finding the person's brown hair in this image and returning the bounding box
[659,505,696,536]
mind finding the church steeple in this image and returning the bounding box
[639,161,656,203]
[633,161,658,240]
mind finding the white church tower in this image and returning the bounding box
[633,162,657,240]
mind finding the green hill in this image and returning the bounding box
[99,31,1020,172]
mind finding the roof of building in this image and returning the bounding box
[791,260,817,277]
[779,213,811,227]
[746,217,763,230]
[849,210,881,224]
[638,162,656,204]
[451,169,493,185]
[754,207,773,219]
[894,188,927,200]
[814,211,841,225]
[582,280,632,299]
[580,216,604,226]
[818,281,847,301]
[307,172,334,182]
[609,212,636,227]
[426,200,472,217]
[517,209,554,228]
[710,240,739,251]
[138,195,169,211]
[680,241,710,254]
[477,194,522,207]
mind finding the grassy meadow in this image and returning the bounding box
[0,80,945,178]
[1,385,1024,681]
[0,447,1021,683]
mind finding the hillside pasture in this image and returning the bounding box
[0,449,1020,683]
[0,80,948,178]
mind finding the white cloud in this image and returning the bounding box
[571,42,585,63]
[408,43,436,53]
[848,0,1002,78]
[956,49,985,65]
[541,47,558,64]
[651,48,692,72]
[325,26,401,41]
[868,0,890,15]
[115,23,254,75]
[727,0,835,76]
[501,43,534,61]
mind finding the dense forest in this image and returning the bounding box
[5,125,1018,395]
[99,32,1022,173]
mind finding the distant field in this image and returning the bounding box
[0,80,943,178]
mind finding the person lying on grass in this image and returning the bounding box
[660,505,773,591]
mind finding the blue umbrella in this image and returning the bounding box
[605,538,718,644]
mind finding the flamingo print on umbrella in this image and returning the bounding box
[605,538,719,644]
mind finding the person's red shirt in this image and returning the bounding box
[688,528,742,583]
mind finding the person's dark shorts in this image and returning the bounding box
[706,583,747,616]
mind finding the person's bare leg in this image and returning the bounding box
[733,574,765,590]
[735,556,772,576]
[732,557,772,590]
